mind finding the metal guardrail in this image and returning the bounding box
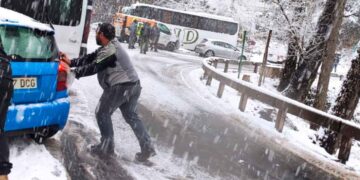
[202,57,360,164]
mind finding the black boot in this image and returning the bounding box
[90,139,115,156]
[135,144,156,162]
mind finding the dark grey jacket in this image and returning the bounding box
[70,39,139,89]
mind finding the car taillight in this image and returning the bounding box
[57,61,69,91]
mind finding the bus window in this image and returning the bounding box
[161,10,173,24]
[152,9,162,21]
[190,16,199,29]
[226,22,238,35]
[1,0,83,26]
[172,12,182,26]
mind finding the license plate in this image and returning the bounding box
[13,77,37,89]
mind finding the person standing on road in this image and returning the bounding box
[60,23,156,162]
[0,47,13,180]
[150,23,160,52]
[128,20,138,49]
[139,22,151,54]
[332,53,341,73]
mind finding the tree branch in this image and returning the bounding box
[273,0,303,53]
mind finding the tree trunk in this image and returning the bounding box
[310,0,346,130]
[284,0,345,101]
[277,1,305,92]
[278,36,300,92]
[319,48,360,155]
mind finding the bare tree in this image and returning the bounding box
[319,48,360,161]
[284,0,347,102]
[276,0,306,92]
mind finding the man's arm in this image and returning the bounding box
[73,44,117,79]
[69,50,98,67]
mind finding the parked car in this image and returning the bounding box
[195,39,246,60]
[0,7,70,143]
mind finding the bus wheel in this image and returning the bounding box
[205,50,215,57]
[167,42,176,51]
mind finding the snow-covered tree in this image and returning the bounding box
[319,48,360,161]
[277,0,306,91]
[284,0,347,102]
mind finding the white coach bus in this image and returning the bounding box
[1,0,93,58]
[122,3,239,51]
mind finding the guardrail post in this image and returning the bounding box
[217,83,225,98]
[206,75,213,86]
[206,59,218,86]
[338,136,352,164]
[213,60,218,69]
[224,61,229,73]
[254,63,259,73]
[239,75,250,112]
[275,102,288,133]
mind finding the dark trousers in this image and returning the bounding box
[0,134,11,175]
[140,38,149,54]
[95,81,152,152]
[128,34,137,49]
[150,37,159,52]
[0,60,13,175]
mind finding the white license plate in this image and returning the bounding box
[13,77,37,89]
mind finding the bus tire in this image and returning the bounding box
[205,50,215,57]
[167,42,176,52]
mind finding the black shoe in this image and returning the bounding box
[90,143,115,156]
[135,147,156,162]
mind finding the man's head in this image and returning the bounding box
[96,23,115,46]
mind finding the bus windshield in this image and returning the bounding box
[1,0,83,26]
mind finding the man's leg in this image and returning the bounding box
[93,86,125,154]
[119,83,155,161]
[0,69,13,177]
[0,134,11,177]
[154,38,159,52]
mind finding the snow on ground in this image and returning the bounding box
[191,53,360,175]
[8,137,68,180]
[6,26,358,180]
[67,31,224,180]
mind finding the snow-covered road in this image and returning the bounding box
[62,31,339,179]
[9,31,354,180]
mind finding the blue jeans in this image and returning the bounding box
[95,81,152,152]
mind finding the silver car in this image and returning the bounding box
[195,39,245,60]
